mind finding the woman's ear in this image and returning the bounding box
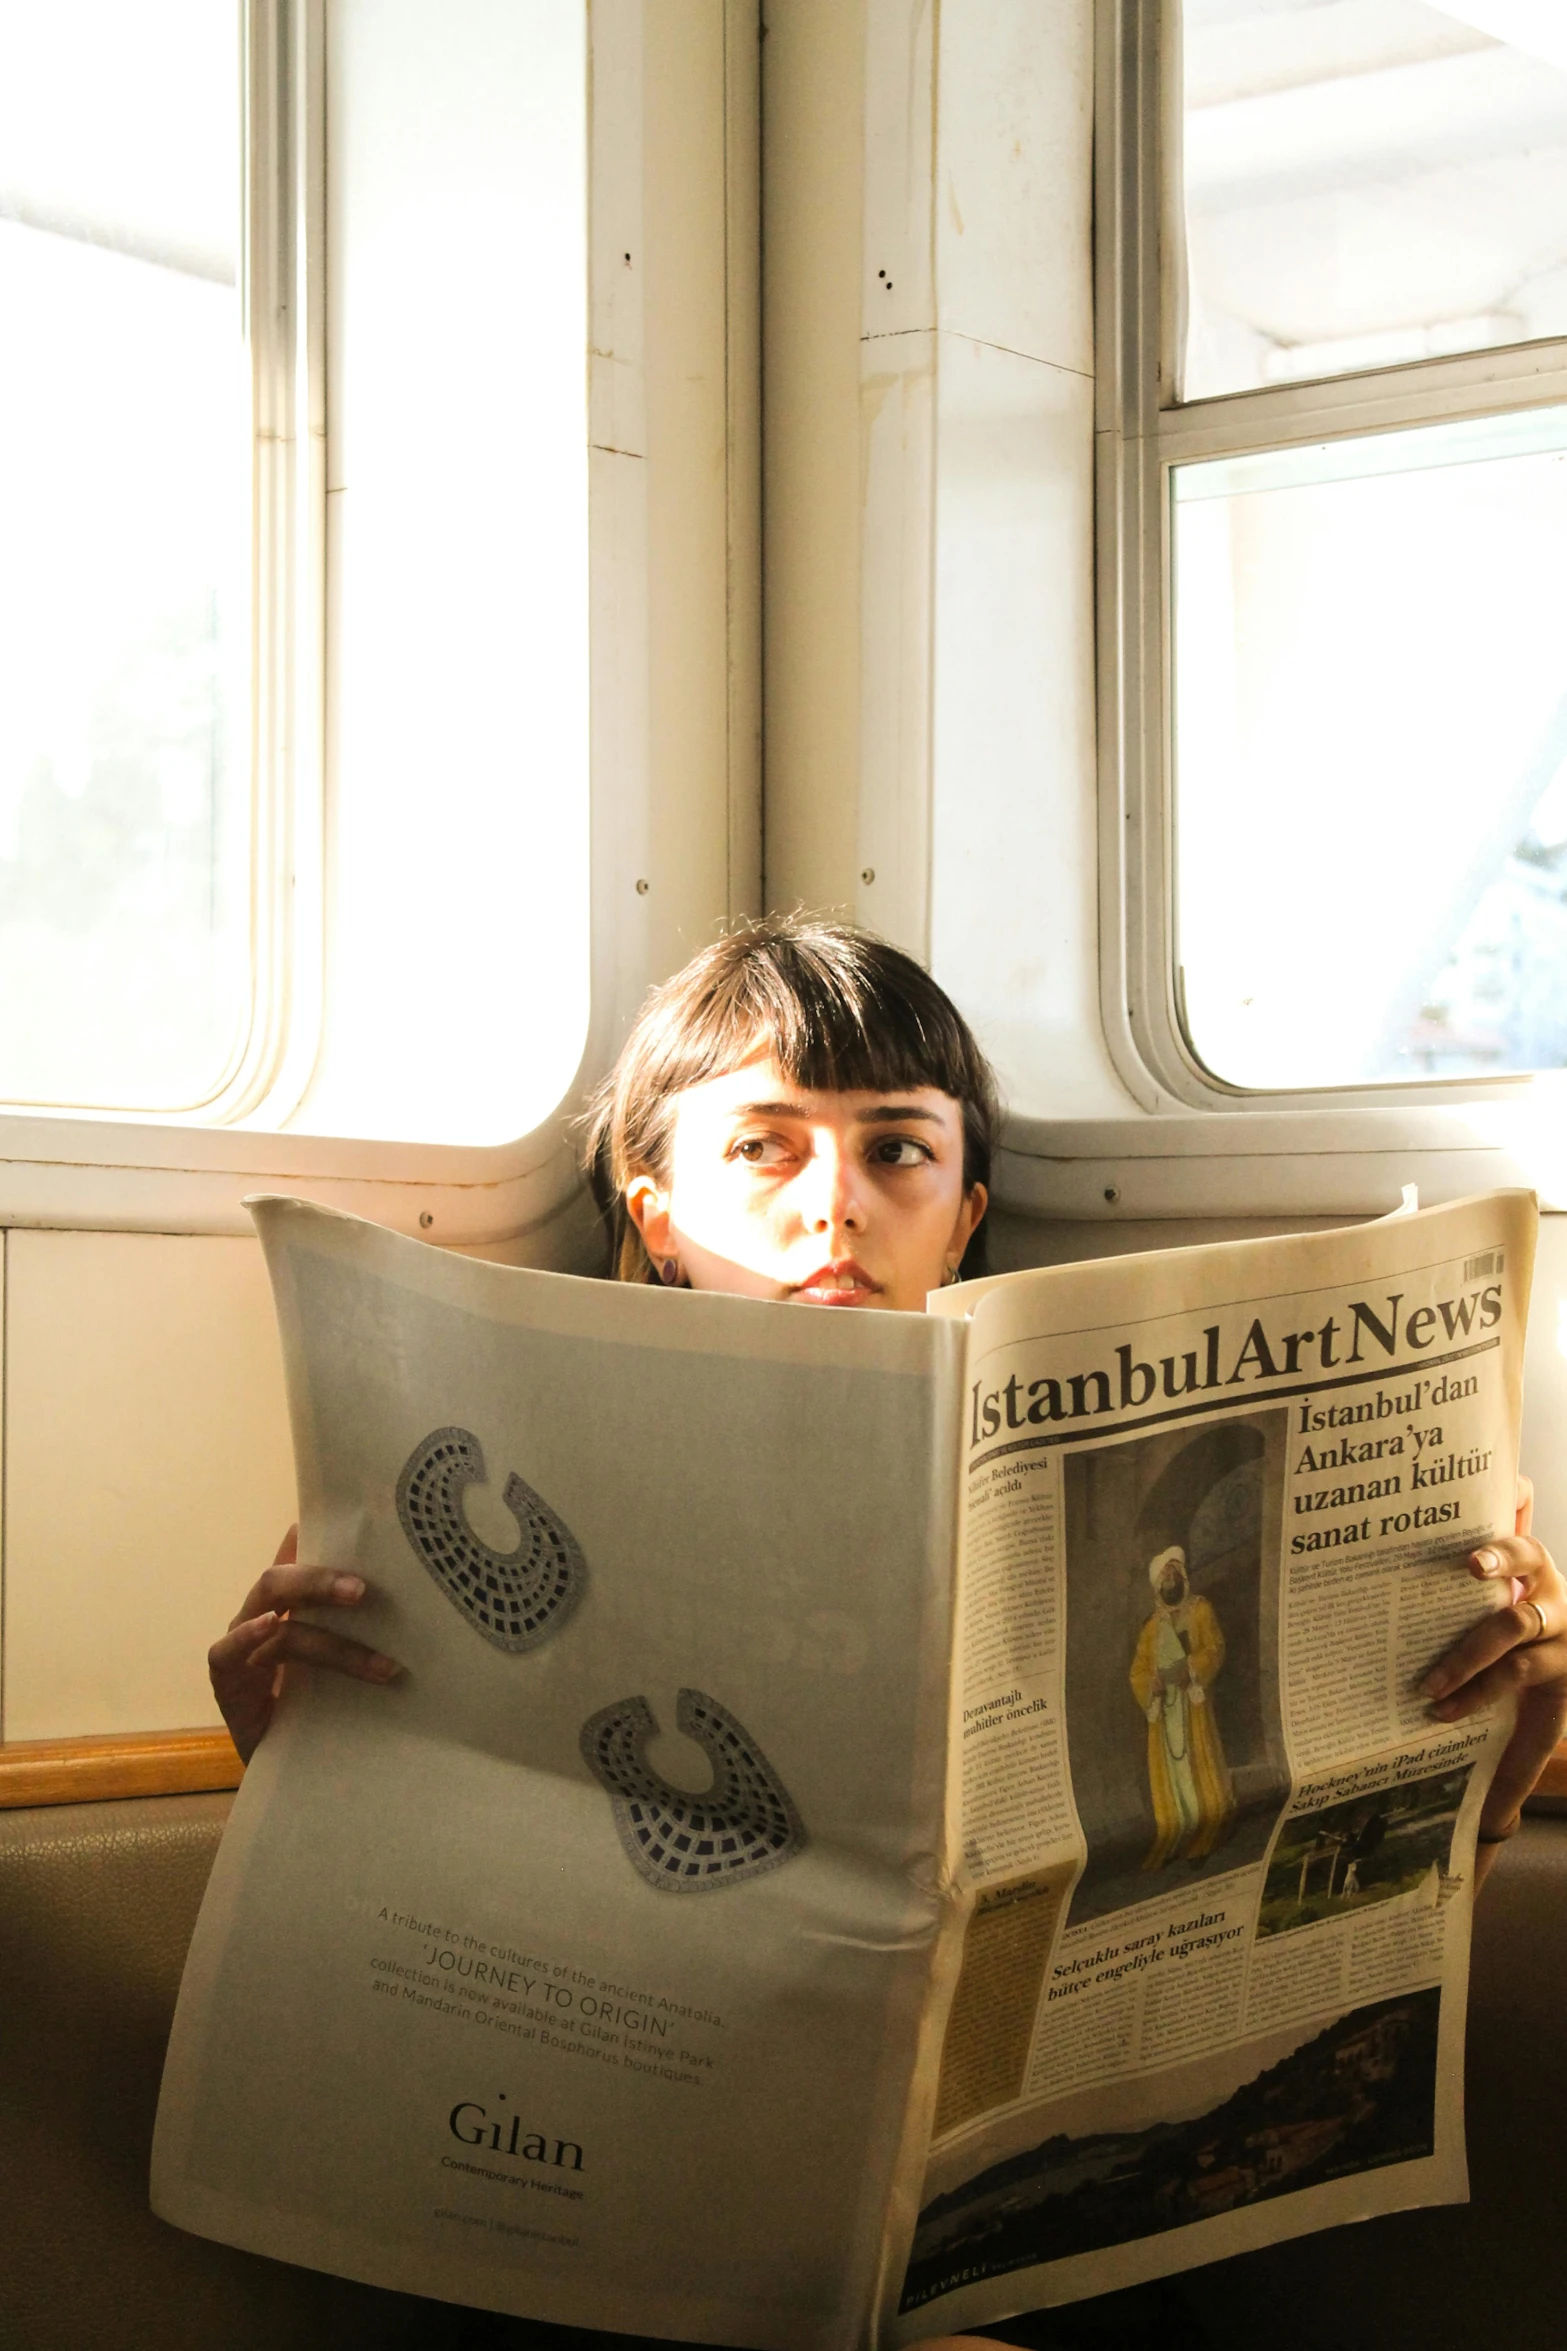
[624,1174,675,1266]
[949,1180,988,1268]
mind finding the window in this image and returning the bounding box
[0,1,249,1113]
[304,0,590,1150]
[1182,0,1567,399]
[1100,0,1567,1105]
[0,0,592,1149]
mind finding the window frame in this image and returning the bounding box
[1094,0,1567,1115]
[233,0,327,1129]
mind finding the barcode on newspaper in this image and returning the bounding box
[1464,1250,1502,1282]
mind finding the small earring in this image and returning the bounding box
[660,1257,680,1287]
[942,1262,961,1287]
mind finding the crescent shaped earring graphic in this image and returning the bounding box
[580,1688,807,1891]
[396,1426,586,1653]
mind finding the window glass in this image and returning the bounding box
[1182,1,1567,399]
[1173,406,1567,1087]
[0,1,247,1112]
[298,0,590,1149]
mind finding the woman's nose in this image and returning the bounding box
[802,1136,865,1232]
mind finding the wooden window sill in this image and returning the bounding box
[0,1727,243,1809]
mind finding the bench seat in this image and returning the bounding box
[1,1794,1562,2349]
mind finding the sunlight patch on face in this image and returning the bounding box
[642,1058,984,1315]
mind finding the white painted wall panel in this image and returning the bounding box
[857,327,936,950]
[3,1233,295,1740]
[935,0,1094,374]
[928,334,1106,1115]
[762,0,1127,1111]
[761,0,866,914]
[643,0,744,973]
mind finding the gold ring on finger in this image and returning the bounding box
[1524,1597,1549,1644]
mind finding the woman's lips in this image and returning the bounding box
[789,1260,883,1305]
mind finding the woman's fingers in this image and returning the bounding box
[230,1525,293,1625]
[213,1521,403,1764]
[245,1616,402,1683]
[1415,1519,1567,1865]
[209,1613,289,1765]
[228,1559,368,1632]
[1421,1534,1563,1712]
[210,1611,402,1765]
[1422,1601,1565,1713]
[1425,1634,1567,1720]
[211,1610,400,1694]
[1466,1528,1552,1590]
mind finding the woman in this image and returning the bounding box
[214,918,1001,1744]
[210,916,1567,2348]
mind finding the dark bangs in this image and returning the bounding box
[657,923,997,1179]
[582,916,1001,1282]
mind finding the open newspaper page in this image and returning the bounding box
[892,1191,1535,2341]
[153,1200,970,2351]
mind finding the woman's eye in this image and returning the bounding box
[729,1134,793,1166]
[871,1136,934,1167]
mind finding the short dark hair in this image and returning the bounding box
[582,915,1001,1282]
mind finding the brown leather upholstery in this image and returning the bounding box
[0,1792,467,2351]
[0,1792,1562,2349]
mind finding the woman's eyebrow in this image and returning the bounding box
[724,1100,945,1124]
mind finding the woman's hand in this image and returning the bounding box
[1419,1478,1567,1876]
[209,1526,403,1765]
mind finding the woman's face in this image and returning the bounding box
[624,1057,988,1313]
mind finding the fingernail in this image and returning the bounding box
[332,1574,366,1602]
[1430,1698,1459,1720]
[1474,1548,1500,1574]
[1420,1669,1447,1698]
[367,1654,401,1680]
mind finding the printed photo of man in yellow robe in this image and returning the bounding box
[1129,1544,1237,1870]
[1061,1410,1290,1926]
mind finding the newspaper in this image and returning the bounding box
[152,1189,1534,2347]
[896,1187,1530,2335]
